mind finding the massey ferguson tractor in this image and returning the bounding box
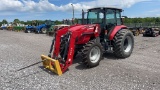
[41,7,134,75]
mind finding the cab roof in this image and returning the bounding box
[88,7,123,12]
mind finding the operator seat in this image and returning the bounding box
[106,23,116,39]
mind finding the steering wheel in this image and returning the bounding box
[106,23,115,29]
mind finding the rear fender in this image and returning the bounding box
[109,25,127,40]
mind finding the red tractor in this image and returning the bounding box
[41,7,134,75]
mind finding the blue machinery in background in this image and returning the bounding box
[25,20,54,34]
[35,24,47,34]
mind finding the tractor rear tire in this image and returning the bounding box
[81,39,103,68]
[27,29,31,33]
[41,28,47,34]
[113,29,134,58]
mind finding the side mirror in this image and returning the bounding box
[121,18,124,25]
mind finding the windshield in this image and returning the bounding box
[87,9,104,24]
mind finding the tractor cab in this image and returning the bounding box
[84,7,123,36]
[83,7,125,48]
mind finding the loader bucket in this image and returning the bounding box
[41,55,62,76]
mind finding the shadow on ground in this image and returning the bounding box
[15,52,121,75]
[39,66,58,76]
[73,52,119,70]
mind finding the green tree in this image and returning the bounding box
[26,20,32,25]
[54,20,62,25]
[155,17,160,22]
[0,22,2,26]
[2,19,8,24]
[13,19,20,24]
[20,21,25,24]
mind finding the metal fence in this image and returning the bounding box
[124,22,160,28]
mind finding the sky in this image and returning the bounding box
[0,0,160,22]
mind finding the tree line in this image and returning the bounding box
[0,19,63,26]
[123,17,160,23]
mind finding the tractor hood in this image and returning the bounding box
[64,24,100,44]
[68,24,99,32]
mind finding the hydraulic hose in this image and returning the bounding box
[48,38,55,57]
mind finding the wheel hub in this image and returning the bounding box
[89,46,100,63]
[28,30,31,33]
[42,28,47,33]
[123,36,132,53]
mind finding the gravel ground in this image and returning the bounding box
[0,30,160,90]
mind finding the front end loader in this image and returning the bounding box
[41,7,134,75]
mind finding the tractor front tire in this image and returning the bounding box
[25,29,30,33]
[27,29,31,33]
[113,29,134,58]
[41,28,47,34]
[81,39,103,68]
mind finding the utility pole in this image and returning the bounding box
[71,4,74,24]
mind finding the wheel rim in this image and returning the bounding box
[28,30,31,33]
[42,28,47,33]
[123,36,133,53]
[89,46,101,63]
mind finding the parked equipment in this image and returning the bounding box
[48,24,70,36]
[143,28,159,37]
[25,25,36,33]
[25,20,39,33]
[138,27,145,34]
[128,27,140,36]
[0,24,7,30]
[7,25,13,31]
[41,7,134,75]
[35,24,47,34]
[45,20,55,35]
[13,26,25,32]
[25,20,53,34]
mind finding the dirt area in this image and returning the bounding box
[0,30,160,90]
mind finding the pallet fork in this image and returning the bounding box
[41,55,62,75]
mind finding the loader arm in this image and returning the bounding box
[53,28,78,73]
[52,27,69,57]
[60,32,77,72]
[41,26,79,75]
